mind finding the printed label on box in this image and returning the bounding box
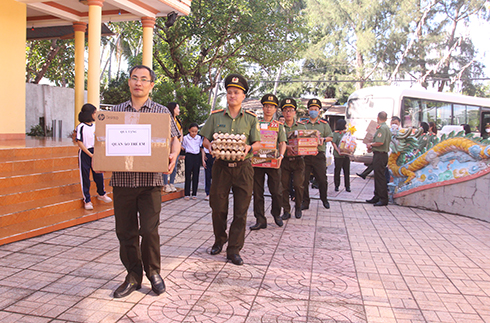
[106,124,152,156]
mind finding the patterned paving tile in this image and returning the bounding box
[246,297,309,322]
[0,269,63,291]
[4,291,82,318]
[1,173,490,323]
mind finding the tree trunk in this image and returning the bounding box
[33,39,60,84]
[356,49,364,90]
[273,65,283,95]
[438,6,460,92]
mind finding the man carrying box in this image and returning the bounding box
[280,98,308,220]
[250,94,287,230]
[201,73,261,266]
[110,65,181,298]
[302,98,333,210]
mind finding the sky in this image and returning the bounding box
[469,17,490,76]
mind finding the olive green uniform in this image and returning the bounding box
[302,119,333,208]
[253,120,287,225]
[372,122,391,204]
[200,108,260,256]
[281,121,307,213]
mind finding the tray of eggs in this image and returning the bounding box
[211,132,247,160]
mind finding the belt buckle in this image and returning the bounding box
[228,162,237,168]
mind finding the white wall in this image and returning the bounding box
[395,173,490,222]
[26,83,86,138]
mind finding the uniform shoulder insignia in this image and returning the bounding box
[245,110,257,117]
[319,119,328,124]
[298,120,305,124]
[211,109,224,114]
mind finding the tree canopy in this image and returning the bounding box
[25,0,490,103]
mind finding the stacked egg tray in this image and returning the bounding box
[211,132,247,160]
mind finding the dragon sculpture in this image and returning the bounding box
[388,128,490,195]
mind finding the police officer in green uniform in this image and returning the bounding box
[250,94,287,230]
[280,98,307,220]
[301,98,333,210]
[201,73,261,266]
[366,111,391,206]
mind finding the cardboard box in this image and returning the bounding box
[251,156,280,169]
[287,130,319,156]
[287,129,319,139]
[289,145,318,156]
[93,111,171,172]
[288,138,318,147]
[253,121,280,167]
[258,127,278,149]
[363,120,378,144]
[252,148,279,168]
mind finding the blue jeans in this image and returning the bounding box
[163,162,177,185]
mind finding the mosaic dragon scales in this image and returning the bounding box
[388,128,490,185]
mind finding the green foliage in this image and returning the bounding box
[100,73,210,131]
[151,0,308,93]
[151,82,210,131]
[297,0,489,96]
[101,73,130,105]
[27,124,52,137]
[26,39,75,86]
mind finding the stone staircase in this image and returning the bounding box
[0,143,183,246]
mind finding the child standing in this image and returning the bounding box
[331,119,351,192]
[182,123,203,200]
[76,104,112,210]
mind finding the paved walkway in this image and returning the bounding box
[1,163,490,323]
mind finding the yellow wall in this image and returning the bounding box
[0,0,26,139]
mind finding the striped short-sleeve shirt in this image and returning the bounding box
[109,99,180,188]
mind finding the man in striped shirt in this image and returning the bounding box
[110,65,181,298]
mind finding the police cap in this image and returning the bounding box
[279,98,297,111]
[261,94,279,107]
[307,98,322,109]
[224,73,249,94]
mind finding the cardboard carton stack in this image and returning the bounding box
[288,129,319,156]
[251,121,280,168]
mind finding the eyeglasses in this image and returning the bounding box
[130,77,152,84]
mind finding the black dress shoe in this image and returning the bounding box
[273,216,284,227]
[148,274,166,295]
[295,208,302,219]
[366,197,379,204]
[227,254,244,265]
[250,223,267,230]
[210,244,222,255]
[113,281,141,298]
[301,204,309,210]
[356,173,366,179]
[334,187,339,192]
[281,211,291,220]
[346,188,351,192]
[323,200,330,209]
[374,201,388,206]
